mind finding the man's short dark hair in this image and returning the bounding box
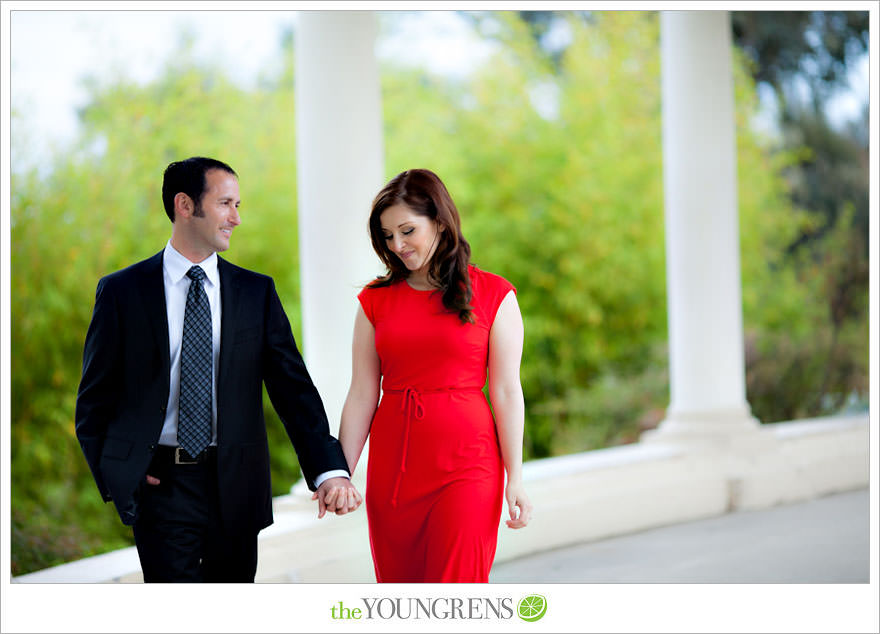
[162,157,237,221]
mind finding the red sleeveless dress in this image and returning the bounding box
[357,265,515,583]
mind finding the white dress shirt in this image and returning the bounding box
[159,242,221,447]
[159,242,346,488]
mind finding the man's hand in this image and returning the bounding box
[312,477,363,518]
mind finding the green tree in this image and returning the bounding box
[730,11,869,420]
[731,11,869,114]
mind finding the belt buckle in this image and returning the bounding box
[174,447,199,465]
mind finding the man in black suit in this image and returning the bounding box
[75,156,361,582]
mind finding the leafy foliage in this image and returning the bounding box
[731,11,869,109]
[730,10,869,421]
[10,11,867,574]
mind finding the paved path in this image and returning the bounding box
[490,488,869,583]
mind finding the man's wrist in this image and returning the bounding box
[314,469,350,489]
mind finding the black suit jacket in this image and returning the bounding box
[75,250,348,533]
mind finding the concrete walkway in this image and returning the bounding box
[490,488,870,583]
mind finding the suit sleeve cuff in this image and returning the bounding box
[313,470,350,489]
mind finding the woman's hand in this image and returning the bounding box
[312,477,363,519]
[505,480,532,529]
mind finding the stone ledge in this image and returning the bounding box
[12,412,869,583]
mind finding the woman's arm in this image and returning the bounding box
[338,305,381,475]
[488,290,532,529]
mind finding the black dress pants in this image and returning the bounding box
[132,447,258,583]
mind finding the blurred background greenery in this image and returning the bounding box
[9,11,869,574]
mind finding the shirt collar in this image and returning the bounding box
[163,241,220,288]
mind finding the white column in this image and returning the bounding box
[646,11,762,445]
[295,12,384,442]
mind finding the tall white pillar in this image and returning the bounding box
[645,11,763,446]
[295,12,384,440]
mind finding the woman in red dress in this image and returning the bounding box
[338,169,532,583]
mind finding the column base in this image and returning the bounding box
[640,405,782,510]
[641,405,777,452]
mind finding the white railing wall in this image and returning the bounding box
[13,413,869,583]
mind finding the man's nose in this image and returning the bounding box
[230,207,241,226]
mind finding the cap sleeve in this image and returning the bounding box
[357,286,376,327]
[471,267,516,328]
[490,277,516,326]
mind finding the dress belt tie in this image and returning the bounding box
[382,385,483,508]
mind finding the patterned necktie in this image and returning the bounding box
[178,265,212,457]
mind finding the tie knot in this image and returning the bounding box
[187,266,206,283]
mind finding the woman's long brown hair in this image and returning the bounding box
[367,169,475,324]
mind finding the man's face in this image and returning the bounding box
[190,169,241,255]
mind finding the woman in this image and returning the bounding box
[338,168,532,583]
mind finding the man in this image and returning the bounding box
[75,156,360,582]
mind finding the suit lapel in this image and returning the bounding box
[217,257,242,399]
[138,251,171,379]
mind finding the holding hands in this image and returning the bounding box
[313,477,363,518]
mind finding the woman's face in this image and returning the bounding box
[379,203,443,275]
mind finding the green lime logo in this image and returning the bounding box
[517,594,547,622]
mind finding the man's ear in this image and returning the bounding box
[174,192,194,219]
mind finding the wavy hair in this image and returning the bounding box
[367,169,475,324]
